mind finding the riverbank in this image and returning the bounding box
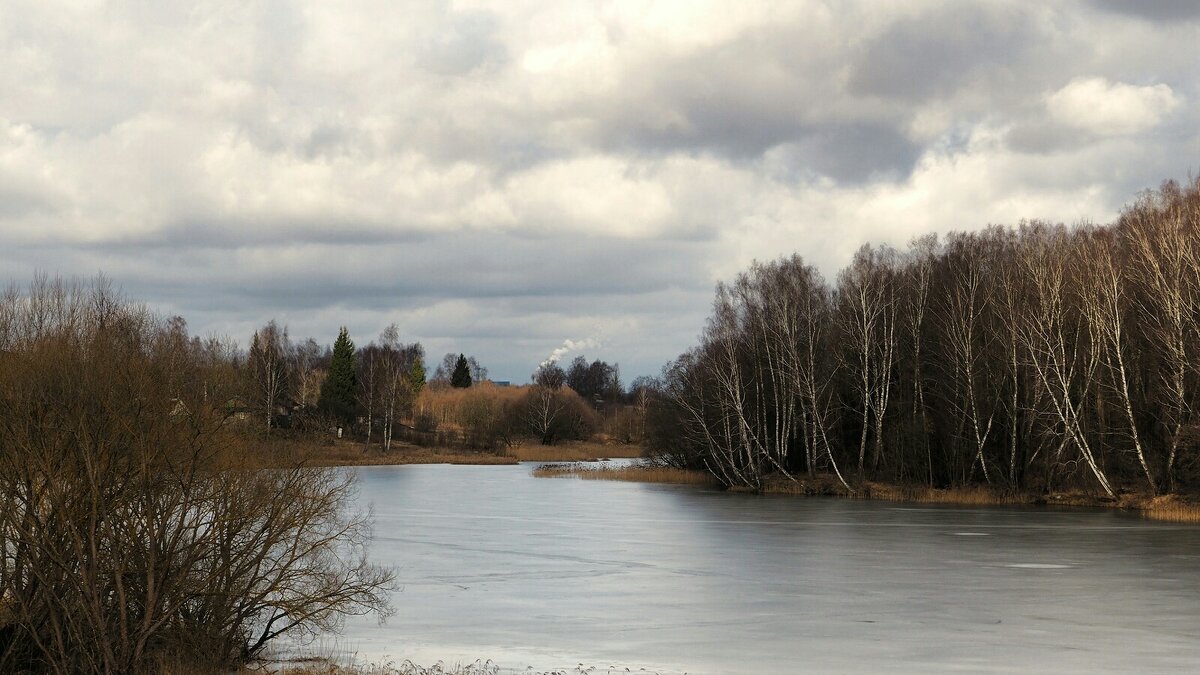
[271,659,631,674]
[532,462,717,485]
[532,464,1200,523]
[253,436,646,468]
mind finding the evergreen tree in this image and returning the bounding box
[408,356,426,395]
[450,353,472,388]
[319,327,358,424]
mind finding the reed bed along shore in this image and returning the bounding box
[856,483,1200,521]
[532,462,717,485]
[768,475,1200,520]
[508,442,644,462]
[277,440,519,467]
[255,437,646,468]
[265,658,665,675]
[1139,495,1200,523]
[851,481,1032,506]
[532,464,1200,521]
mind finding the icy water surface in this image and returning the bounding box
[330,463,1200,674]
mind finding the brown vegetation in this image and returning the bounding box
[0,278,393,673]
[264,659,644,675]
[251,436,519,467]
[532,463,717,485]
[508,441,644,462]
[1138,495,1200,523]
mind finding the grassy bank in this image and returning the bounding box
[508,441,644,462]
[853,481,1200,522]
[265,657,658,675]
[531,464,1200,522]
[252,436,645,468]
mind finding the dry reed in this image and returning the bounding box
[252,437,518,467]
[853,482,1031,506]
[508,442,644,462]
[262,658,652,675]
[532,463,715,485]
[1139,495,1200,523]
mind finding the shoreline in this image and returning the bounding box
[532,463,1200,523]
[256,437,647,468]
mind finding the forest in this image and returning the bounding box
[644,178,1200,497]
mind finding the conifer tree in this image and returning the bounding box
[319,327,358,424]
[450,353,472,388]
[408,355,426,395]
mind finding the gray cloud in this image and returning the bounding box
[848,4,1039,102]
[1091,0,1200,22]
[2,1,1199,379]
[417,11,508,76]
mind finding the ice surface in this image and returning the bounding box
[331,464,1200,674]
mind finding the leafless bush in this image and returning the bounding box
[512,386,597,445]
[0,277,393,673]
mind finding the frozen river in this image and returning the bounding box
[328,463,1200,673]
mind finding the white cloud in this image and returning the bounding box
[1,1,1199,379]
[1046,77,1181,136]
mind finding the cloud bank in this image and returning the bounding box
[1,0,1198,380]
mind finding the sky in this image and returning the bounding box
[2,1,1199,382]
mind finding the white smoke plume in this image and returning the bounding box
[539,337,600,369]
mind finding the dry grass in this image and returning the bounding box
[250,437,647,468]
[252,437,518,467]
[507,442,645,462]
[1139,495,1200,523]
[853,482,1032,506]
[271,659,504,674]
[532,462,716,485]
[268,658,655,675]
[417,382,527,430]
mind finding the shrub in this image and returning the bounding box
[414,411,439,433]
[509,386,598,445]
[0,278,393,673]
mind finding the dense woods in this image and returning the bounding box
[647,179,1200,497]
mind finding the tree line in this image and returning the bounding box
[243,317,650,450]
[646,178,1200,496]
[243,319,505,442]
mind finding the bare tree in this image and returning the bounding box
[292,337,326,409]
[838,245,900,476]
[1079,229,1157,492]
[378,323,418,452]
[1122,184,1200,490]
[358,344,382,447]
[1020,226,1115,496]
[904,234,938,485]
[248,320,291,432]
[0,278,393,673]
[934,234,1000,484]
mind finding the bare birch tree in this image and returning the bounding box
[248,321,291,432]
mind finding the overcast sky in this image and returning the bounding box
[2,1,1198,381]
